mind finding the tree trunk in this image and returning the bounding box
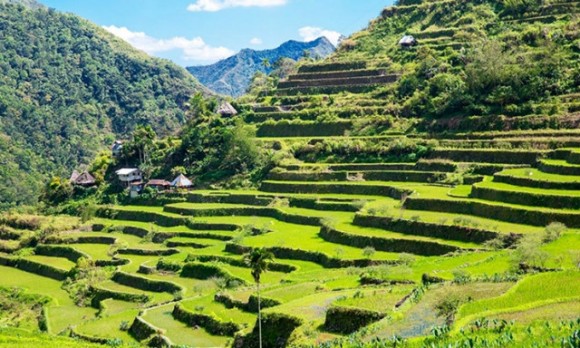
[258,281,262,348]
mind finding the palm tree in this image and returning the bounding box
[262,58,271,69]
[245,248,274,348]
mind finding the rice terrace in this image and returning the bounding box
[0,0,579,347]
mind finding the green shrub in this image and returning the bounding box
[261,181,410,200]
[0,214,43,230]
[324,306,386,334]
[512,234,550,271]
[298,61,366,73]
[434,294,461,319]
[0,255,69,281]
[156,259,182,273]
[235,312,303,348]
[452,270,472,284]
[34,245,89,263]
[225,243,395,268]
[257,120,352,138]
[180,262,246,287]
[362,246,376,259]
[543,222,567,243]
[119,321,130,331]
[128,317,159,341]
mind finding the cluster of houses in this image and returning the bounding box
[67,102,240,196]
[69,140,194,198]
[115,168,193,198]
[70,166,194,198]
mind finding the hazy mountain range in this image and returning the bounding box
[187,37,336,97]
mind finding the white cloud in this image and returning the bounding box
[103,25,234,63]
[249,37,263,45]
[187,0,287,12]
[298,26,342,47]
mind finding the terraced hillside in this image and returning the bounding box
[1,136,579,346]
[1,0,580,347]
[238,0,580,139]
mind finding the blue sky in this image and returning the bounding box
[41,0,393,66]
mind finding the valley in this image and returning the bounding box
[0,0,579,347]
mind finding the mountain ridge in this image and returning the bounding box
[0,2,208,207]
[187,37,335,97]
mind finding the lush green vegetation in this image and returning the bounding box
[338,0,580,118]
[2,0,580,347]
[0,2,208,208]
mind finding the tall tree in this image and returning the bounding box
[245,248,274,348]
[131,125,156,165]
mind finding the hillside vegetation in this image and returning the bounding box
[334,0,580,120]
[0,2,207,208]
[1,0,580,347]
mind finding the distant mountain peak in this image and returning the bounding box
[187,37,335,97]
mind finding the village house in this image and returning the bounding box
[171,174,193,189]
[111,140,124,157]
[115,168,143,184]
[217,102,238,117]
[399,35,417,48]
[146,179,172,191]
[129,181,145,198]
[70,170,97,187]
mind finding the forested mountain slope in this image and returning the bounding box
[0,3,208,207]
[187,37,335,97]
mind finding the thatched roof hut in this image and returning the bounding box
[171,174,193,188]
[71,171,96,186]
[70,170,80,183]
[399,35,417,47]
[217,102,238,116]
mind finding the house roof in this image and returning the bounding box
[147,179,171,187]
[116,168,140,176]
[112,140,124,151]
[171,174,193,188]
[217,102,238,116]
[70,170,80,182]
[73,171,96,186]
[399,35,417,45]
